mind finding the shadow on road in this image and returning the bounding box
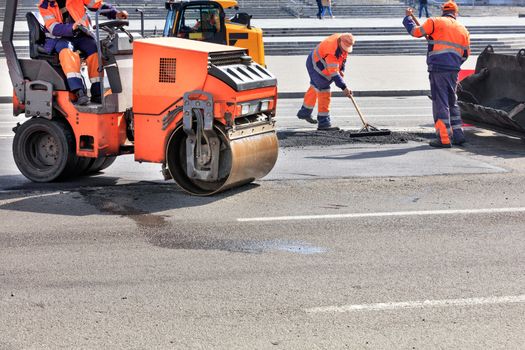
[306,145,429,160]
[0,180,258,224]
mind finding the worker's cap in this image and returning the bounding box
[442,1,459,13]
[339,33,355,53]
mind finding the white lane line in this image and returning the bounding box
[276,115,431,120]
[305,295,525,313]
[237,207,525,222]
[0,191,65,206]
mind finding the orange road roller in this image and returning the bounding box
[3,1,278,195]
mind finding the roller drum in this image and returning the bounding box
[167,124,278,196]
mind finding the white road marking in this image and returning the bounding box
[305,295,525,313]
[0,191,65,206]
[277,114,430,119]
[237,207,525,222]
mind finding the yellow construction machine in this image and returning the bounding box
[162,0,266,65]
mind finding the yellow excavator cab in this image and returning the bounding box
[163,0,265,66]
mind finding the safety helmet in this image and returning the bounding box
[339,33,355,53]
[442,1,459,13]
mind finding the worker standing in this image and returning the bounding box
[403,1,470,147]
[39,0,128,105]
[297,33,354,131]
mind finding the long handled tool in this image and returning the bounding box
[348,95,391,137]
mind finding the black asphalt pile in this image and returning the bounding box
[277,130,434,148]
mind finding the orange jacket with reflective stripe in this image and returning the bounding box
[403,15,470,71]
[311,34,348,81]
[39,0,104,36]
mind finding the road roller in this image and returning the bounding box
[2,0,278,195]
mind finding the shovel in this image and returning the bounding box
[348,95,391,137]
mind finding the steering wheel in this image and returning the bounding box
[93,20,129,32]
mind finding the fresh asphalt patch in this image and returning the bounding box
[277,130,434,148]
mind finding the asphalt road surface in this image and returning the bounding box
[1,98,525,349]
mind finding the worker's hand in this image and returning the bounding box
[406,8,414,17]
[343,88,353,98]
[340,71,345,78]
[72,18,83,30]
[116,10,129,19]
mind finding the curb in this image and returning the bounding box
[278,90,430,98]
[0,90,430,104]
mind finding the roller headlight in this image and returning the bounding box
[260,100,271,112]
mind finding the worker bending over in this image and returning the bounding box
[403,1,470,148]
[39,0,128,105]
[297,33,354,131]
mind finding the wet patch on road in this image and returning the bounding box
[277,130,434,148]
[77,187,326,254]
[78,187,170,228]
[148,232,327,254]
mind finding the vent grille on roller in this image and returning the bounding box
[159,58,177,83]
[208,50,247,66]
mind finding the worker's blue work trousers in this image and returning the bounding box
[297,53,334,128]
[429,71,465,144]
[50,36,98,92]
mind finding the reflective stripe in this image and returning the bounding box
[328,72,339,78]
[45,32,59,39]
[66,72,83,79]
[88,0,98,8]
[90,77,101,83]
[451,124,463,130]
[60,7,68,14]
[310,84,319,92]
[420,26,427,36]
[428,48,463,58]
[302,104,315,110]
[319,88,331,92]
[428,40,468,50]
[318,112,330,117]
[48,22,58,34]
[43,14,55,20]
[326,63,339,68]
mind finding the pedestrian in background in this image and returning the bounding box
[316,0,323,19]
[297,33,355,131]
[403,1,470,148]
[419,0,430,18]
[321,0,334,19]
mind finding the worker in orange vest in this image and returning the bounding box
[403,1,470,147]
[297,33,354,131]
[39,0,128,105]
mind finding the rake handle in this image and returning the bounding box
[348,94,368,128]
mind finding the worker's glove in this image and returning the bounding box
[116,10,129,19]
[343,88,353,98]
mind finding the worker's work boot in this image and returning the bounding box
[75,89,89,106]
[317,116,339,131]
[452,130,466,146]
[297,107,317,124]
[90,82,102,104]
[317,125,340,131]
[429,139,452,148]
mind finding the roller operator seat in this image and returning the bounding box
[26,12,60,65]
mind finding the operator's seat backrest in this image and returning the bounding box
[26,11,60,65]
[26,12,47,57]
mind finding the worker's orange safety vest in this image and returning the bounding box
[411,16,470,61]
[39,0,103,37]
[311,34,347,80]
